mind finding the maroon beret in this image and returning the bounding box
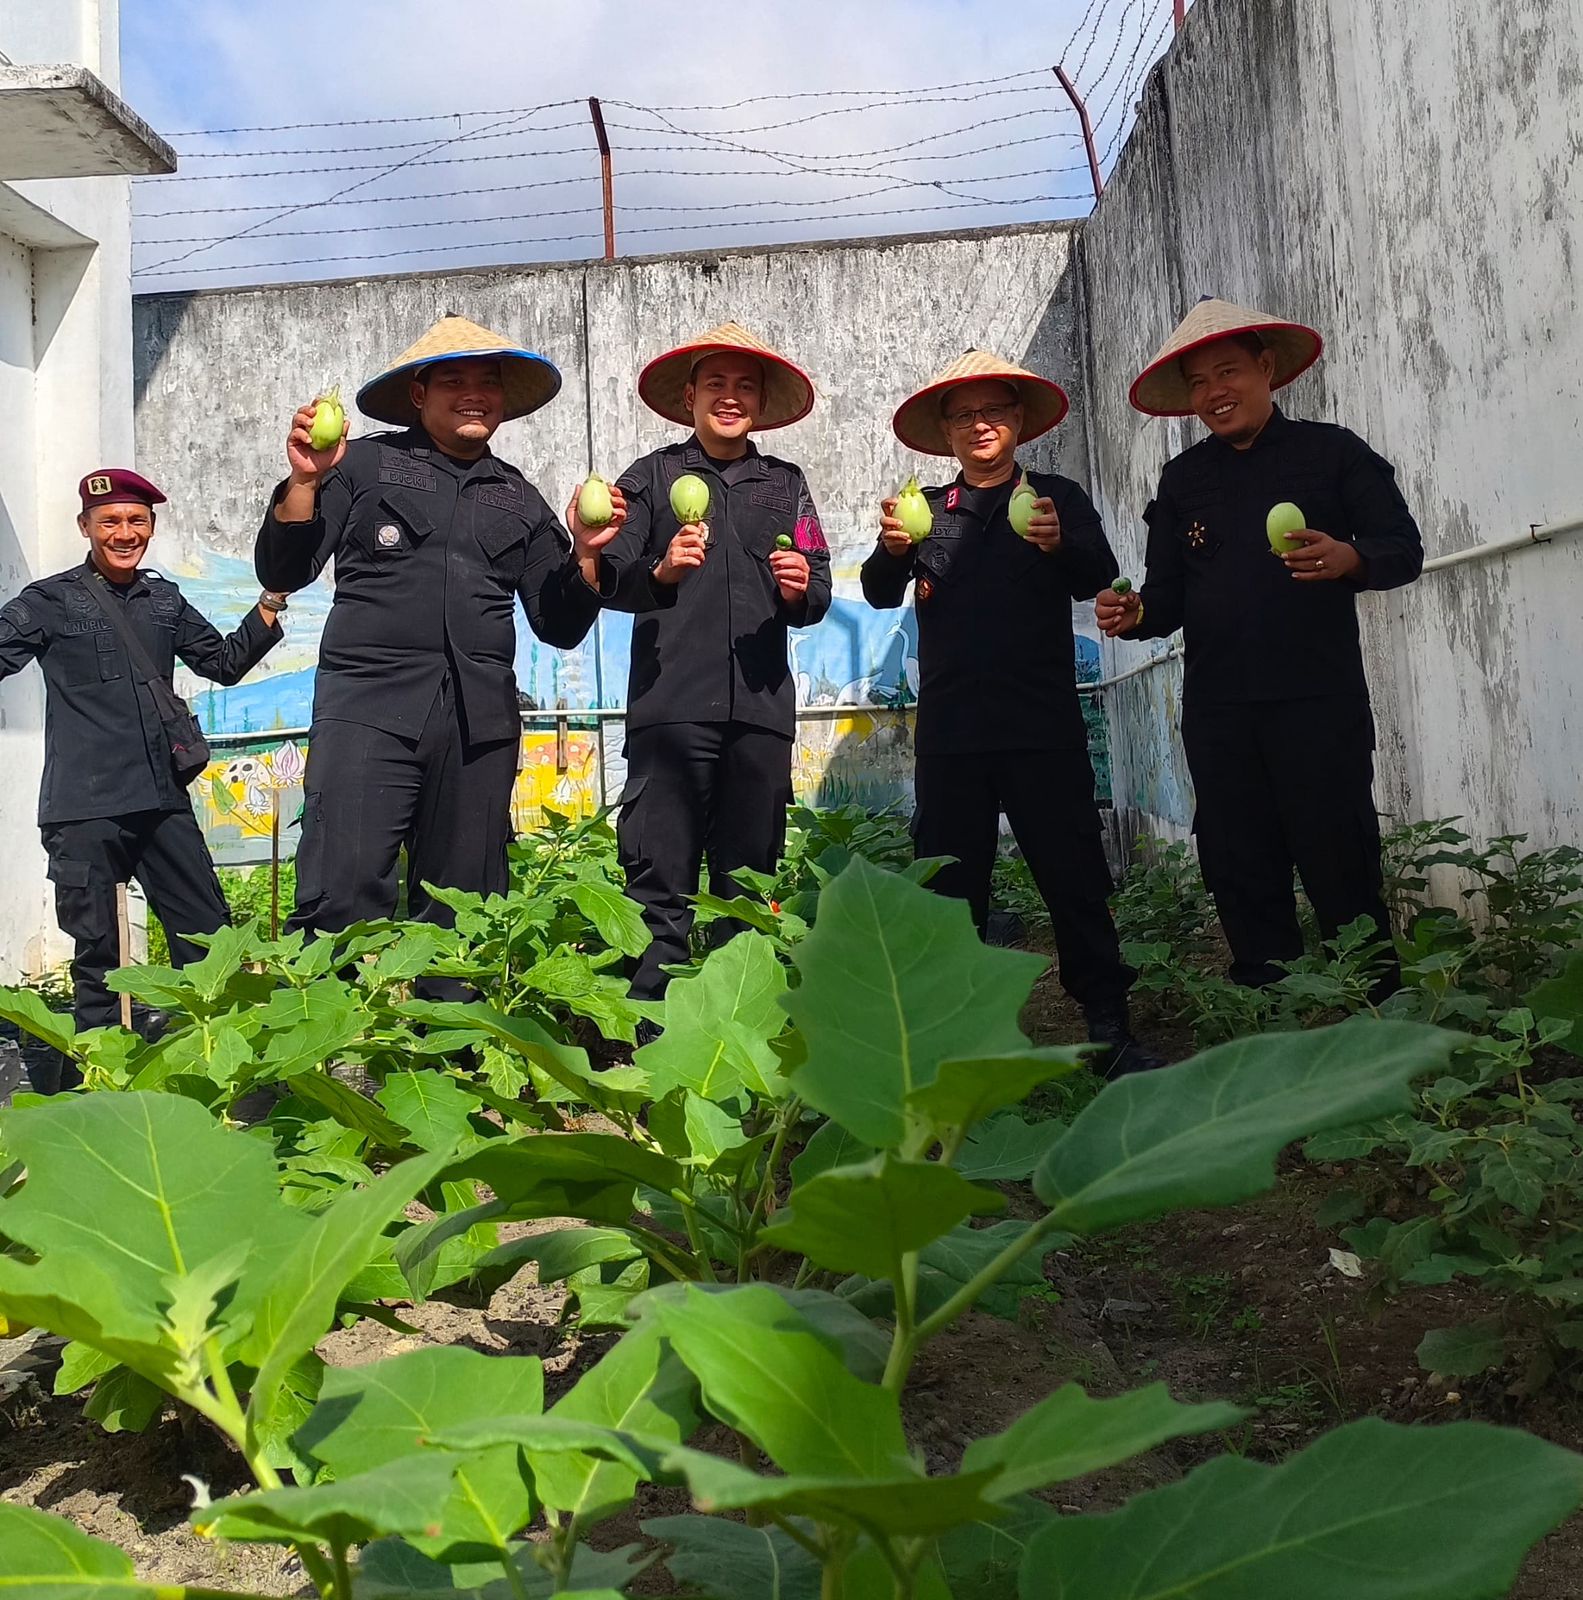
[79,468,167,512]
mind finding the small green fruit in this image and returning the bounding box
[670,474,711,524]
[774,533,794,550]
[578,473,615,528]
[1266,501,1306,555]
[307,386,345,452]
[895,476,933,542]
[1112,577,1133,595]
[1008,471,1038,538]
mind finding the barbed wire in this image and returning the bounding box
[1101,10,1175,161]
[172,83,1065,157]
[1069,0,1128,84]
[140,104,554,274]
[136,192,1090,280]
[165,69,1053,138]
[1089,0,1167,142]
[135,159,1092,223]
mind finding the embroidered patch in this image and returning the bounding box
[86,474,112,496]
[916,575,934,603]
[749,485,795,513]
[475,481,527,512]
[1186,520,1208,550]
[377,466,436,490]
[376,524,403,548]
[945,487,960,512]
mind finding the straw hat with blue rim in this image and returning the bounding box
[356,314,563,426]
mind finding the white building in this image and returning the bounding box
[0,3,173,978]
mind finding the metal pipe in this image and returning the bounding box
[588,97,615,259]
[1421,511,1583,574]
[1174,0,1186,28]
[1052,66,1104,204]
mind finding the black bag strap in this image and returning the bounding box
[80,572,183,712]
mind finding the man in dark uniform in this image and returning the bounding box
[256,314,651,934]
[0,469,282,1078]
[597,321,832,1002]
[1097,297,1423,991]
[864,351,1158,1076]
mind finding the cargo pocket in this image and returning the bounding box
[476,515,529,585]
[291,791,328,921]
[614,770,649,869]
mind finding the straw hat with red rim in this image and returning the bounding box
[638,321,815,431]
[1130,297,1324,417]
[356,314,563,426]
[892,351,1070,457]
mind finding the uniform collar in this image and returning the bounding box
[947,459,1021,515]
[1210,404,1293,455]
[406,424,506,480]
[682,435,765,478]
[77,558,149,597]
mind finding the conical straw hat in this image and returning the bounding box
[356,314,563,426]
[637,321,815,431]
[892,350,1070,456]
[1130,297,1323,416]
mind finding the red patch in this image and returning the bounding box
[916,575,934,603]
[945,487,960,512]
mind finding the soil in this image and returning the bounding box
[3,946,1581,1597]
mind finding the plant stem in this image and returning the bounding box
[332,1543,354,1600]
[884,1214,1062,1391]
[881,1248,917,1394]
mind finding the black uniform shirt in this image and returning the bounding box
[255,428,655,743]
[1128,409,1423,703]
[600,438,833,737]
[860,464,1120,756]
[0,561,280,823]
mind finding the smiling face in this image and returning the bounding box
[1180,337,1277,446]
[939,379,1023,478]
[410,356,506,456]
[685,352,765,456]
[79,501,156,582]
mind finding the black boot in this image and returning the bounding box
[1083,1004,1166,1081]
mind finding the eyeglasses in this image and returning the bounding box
[943,403,1018,431]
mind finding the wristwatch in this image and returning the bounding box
[259,590,289,613]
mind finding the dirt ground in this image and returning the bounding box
[3,948,1581,1597]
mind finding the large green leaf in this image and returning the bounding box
[788,1120,876,1185]
[197,1455,461,1547]
[667,1447,1003,1536]
[1034,1021,1462,1235]
[1019,1418,1583,1599]
[643,1513,821,1600]
[760,1155,1002,1277]
[0,1501,277,1600]
[529,1319,699,1530]
[954,1113,1061,1182]
[649,1284,910,1478]
[0,987,78,1058]
[906,1050,1083,1133]
[296,1347,545,1559]
[1526,951,1583,1055]
[378,1072,484,1152]
[242,1148,454,1442]
[783,858,1047,1147]
[0,1094,306,1389]
[566,880,651,958]
[638,935,789,1102]
[962,1383,1243,1498]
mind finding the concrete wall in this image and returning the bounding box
[0,0,139,977]
[1084,0,1583,852]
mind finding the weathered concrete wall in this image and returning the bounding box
[1085,0,1583,853]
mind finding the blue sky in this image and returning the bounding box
[120,0,1180,293]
